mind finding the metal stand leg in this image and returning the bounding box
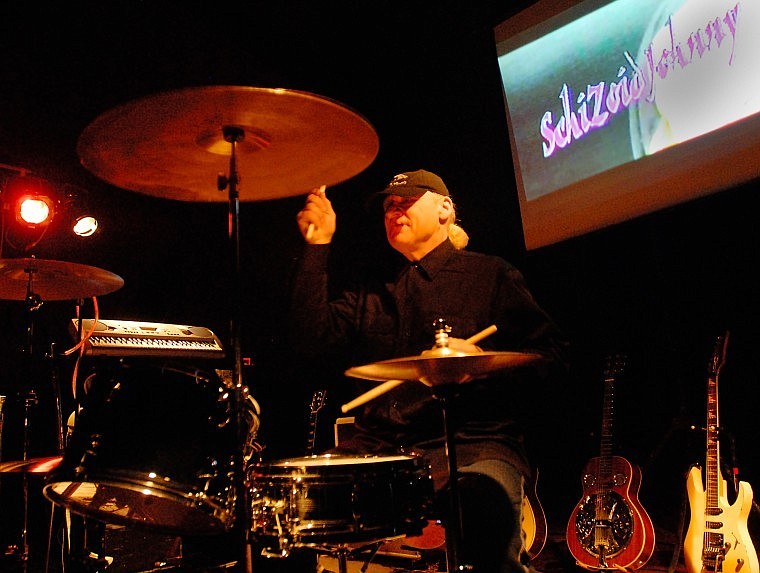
[434,386,473,573]
[45,342,70,573]
[20,389,39,573]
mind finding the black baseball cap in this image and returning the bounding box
[377,169,450,197]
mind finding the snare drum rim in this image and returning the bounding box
[262,453,425,468]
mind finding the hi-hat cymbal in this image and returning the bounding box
[0,455,62,473]
[345,350,543,386]
[77,86,380,202]
[0,258,124,301]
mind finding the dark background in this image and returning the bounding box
[0,2,758,571]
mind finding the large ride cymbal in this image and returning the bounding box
[77,86,380,202]
[0,258,124,301]
[345,349,543,386]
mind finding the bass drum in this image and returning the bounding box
[249,453,434,551]
[43,361,239,535]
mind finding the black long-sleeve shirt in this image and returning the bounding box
[288,239,569,478]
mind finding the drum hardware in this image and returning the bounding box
[344,321,542,573]
[313,537,425,573]
[315,539,444,573]
[0,256,124,572]
[0,263,103,573]
[72,85,379,571]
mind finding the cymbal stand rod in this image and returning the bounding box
[435,385,472,573]
[18,280,42,573]
[20,389,38,573]
[221,124,253,573]
[44,341,68,573]
[47,343,65,453]
[0,395,5,462]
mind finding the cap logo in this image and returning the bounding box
[388,173,409,187]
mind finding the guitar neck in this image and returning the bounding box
[597,367,616,488]
[704,334,727,512]
[705,363,721,511]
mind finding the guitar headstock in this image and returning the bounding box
[310,389,327,415]
[603,353,627,381]
[708,332,729,377]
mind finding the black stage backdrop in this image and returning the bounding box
[0,2,758,571]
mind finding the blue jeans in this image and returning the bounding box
[454,459,538,573]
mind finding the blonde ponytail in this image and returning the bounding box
[448,222,469,250]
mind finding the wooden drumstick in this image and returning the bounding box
[340,324,497,413]
[305,184,327,241]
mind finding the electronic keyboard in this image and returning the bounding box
[70,319,225,358]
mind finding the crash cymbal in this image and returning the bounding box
[0,258,124,301]
[344,349,543,386]
[77,86,380,202]
[0,455,62,473]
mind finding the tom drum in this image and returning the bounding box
[43,361,239,535]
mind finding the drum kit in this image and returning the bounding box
[0,85,541,573]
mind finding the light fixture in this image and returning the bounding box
[61,185,100,238]
[6,175,57,228]
[1,170,101,255]
[72,215,98,237]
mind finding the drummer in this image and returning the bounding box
[289,169,569,572]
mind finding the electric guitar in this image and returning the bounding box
[306,389,326,455]
[684,333,758,573]
[566,354,656,571]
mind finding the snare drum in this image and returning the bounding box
[249,454,433,549]
[43,361,238,535]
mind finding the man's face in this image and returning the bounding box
[383,191,445,258]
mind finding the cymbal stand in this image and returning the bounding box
[429,322,473,573]
[217,124,253,573]
[432,383,472,573]
[15,278,44,573]
[44,340,70,573]
[0,394,5,464]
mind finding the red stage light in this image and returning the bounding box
[4,175,57,227]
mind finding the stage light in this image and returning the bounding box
[61,187,100,238]
[6,175,57,228]
[18,195,54,225]
[72,215,98,237]
[1,171,101,255]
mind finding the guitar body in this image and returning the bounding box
[523,469,548,559]
[566,455,656,571]
[684,465,759,573]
